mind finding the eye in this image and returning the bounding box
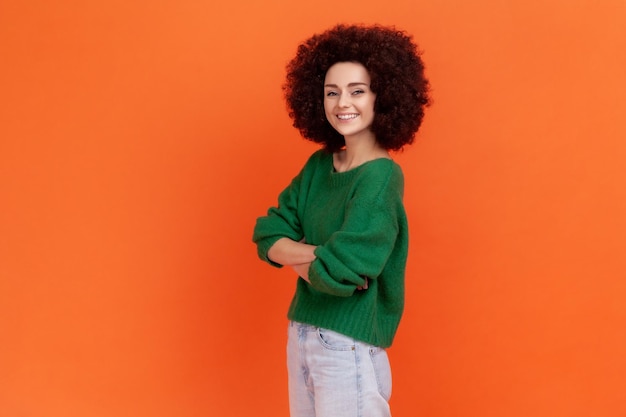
[352,89,365,95]
[326,91,338,97]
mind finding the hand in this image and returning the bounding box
[357,277,369,291]
[292,262,311,284]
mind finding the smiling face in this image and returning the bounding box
[323,62,376,141]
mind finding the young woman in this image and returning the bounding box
[253,24,430,417]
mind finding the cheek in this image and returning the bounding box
[367,97,376,113]
[323,101,332,116]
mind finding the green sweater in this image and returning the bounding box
[253,149,408,348]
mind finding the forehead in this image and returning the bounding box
[324,62,371,85]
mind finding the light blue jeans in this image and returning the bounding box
[287,321,392,417]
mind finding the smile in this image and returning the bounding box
[337,114,359,120]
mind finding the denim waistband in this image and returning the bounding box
[289,320,318,331]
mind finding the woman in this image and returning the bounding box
[253,24,430,417]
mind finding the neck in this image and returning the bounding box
[334,131,390,172]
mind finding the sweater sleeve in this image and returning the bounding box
[308,165,404,296]
[252,167,306,268]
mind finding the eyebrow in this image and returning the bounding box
[324,82,369,88]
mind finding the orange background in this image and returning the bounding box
[1,1,625,416]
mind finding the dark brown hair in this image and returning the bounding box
[284,24,431,152]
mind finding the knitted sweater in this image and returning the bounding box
[253,149,408,348]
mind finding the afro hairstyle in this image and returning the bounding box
[283,24,431,152]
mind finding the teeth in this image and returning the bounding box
[338,114,358,120]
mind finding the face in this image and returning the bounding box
[323,62,376,140]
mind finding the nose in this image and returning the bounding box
[338,92,351,108]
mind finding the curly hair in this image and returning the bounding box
[284,24,431,152]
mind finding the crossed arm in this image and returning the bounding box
[267,238,317,282]
[267,237,369,290]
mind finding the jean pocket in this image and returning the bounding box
[369,347,392,401]
[316,328,356,351]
